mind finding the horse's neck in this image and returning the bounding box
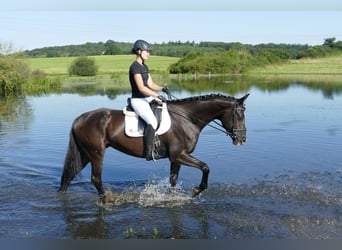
[193,101,222,123]
[171,99,225,128]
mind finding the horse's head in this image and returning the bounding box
[222,93,249,146]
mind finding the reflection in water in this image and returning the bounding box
[23,74,342,100]
[0,95,32,124]
[61,196,111,239]
[0,94,33,142]
[169,75,342,99]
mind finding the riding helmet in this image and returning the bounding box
[131,39,152,54]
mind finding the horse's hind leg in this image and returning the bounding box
[59,156,89,193]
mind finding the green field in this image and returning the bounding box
[249,54,342,75]
[25,54,342,84]
[245,54,342,83]
[25,55,180,75]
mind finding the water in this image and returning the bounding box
[1,78,342,239]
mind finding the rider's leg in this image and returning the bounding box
[130,98,158,160]
[143,124,155,161]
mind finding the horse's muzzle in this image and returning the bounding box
[231,130,246,146]
[233,138,246,146]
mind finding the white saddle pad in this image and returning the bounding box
[123,103,171,137]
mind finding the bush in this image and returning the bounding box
[206,50,251,74]
[168,49,251,74]
[248,49,290,68]
[68,56,98,76]
[296,46,333,59]
[0,56,30,95]
[169,51,203,74]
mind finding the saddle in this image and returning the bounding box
[123,98,171,137]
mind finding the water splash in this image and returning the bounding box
[97,177,193,209]
[99,188,140,207]
[138,177,193,208]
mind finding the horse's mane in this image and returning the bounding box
[168,93,235,103]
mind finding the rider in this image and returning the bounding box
[129,39,170,161]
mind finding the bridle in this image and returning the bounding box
[210,101,246,139]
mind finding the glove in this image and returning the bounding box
[162,85,171,96]
[158,95,167,102]
[154,95,167,105]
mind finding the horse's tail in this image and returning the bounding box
[58,127,83,192]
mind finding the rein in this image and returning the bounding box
[210,120,233,136]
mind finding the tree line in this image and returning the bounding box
[23,40,311,58]
[21,37,342,60]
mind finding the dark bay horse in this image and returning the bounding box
[58,93,249,197]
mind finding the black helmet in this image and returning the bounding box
[131,39,152,54]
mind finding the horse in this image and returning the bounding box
[58,93,249,198]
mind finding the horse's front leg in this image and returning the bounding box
[175,152,210,197]
[170,162,181,187]
[90,158,105,197]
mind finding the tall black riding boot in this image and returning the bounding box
[143,124,155,161]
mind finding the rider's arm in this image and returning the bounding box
[134,73,159,97]
[147,74,163,92]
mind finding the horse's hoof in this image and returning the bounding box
[192,187,201,197]
[100,193,109,204]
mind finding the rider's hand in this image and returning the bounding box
[154,95,167,105]
[157,95,167,102]
[162,85,171,96]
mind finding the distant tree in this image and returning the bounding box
[68,56,98,76]
[323,37,336,48]
[297,45,333,59]
[335,40,342,49]
[104,40,121,55]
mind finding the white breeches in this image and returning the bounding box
[130,97,158,129]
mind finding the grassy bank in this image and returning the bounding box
[249,54,342,75]
[245,54,342,84]
[25,55,179,76]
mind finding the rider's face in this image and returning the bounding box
[140,50,150,60]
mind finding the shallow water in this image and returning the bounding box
[1,79,342,239]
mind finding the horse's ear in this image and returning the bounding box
[238,93,250,104]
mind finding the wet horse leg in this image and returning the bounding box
[59,154,89,193]
[90,155,105,196]
[175,152,210,197]
[170,162,181,187]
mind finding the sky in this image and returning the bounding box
[1,0,342,51]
